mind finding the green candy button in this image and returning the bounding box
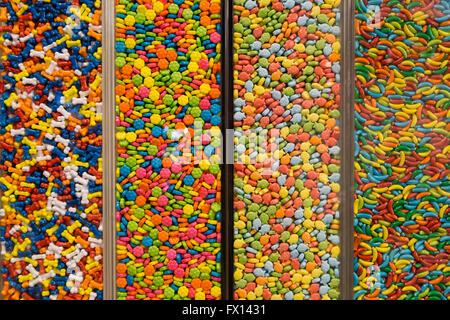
[135,13,146,24]
[149,246,159,256]
[197,26,207,37]
[168,3,179,14]
[132,74,143,86]
[191,168,203,179]
[153,276,164,287]
[152,186,162,197]
[115,56,126,68]
[127,264,137,276]
[134,208,145,219]
[148,145,158,156]
[126,156,137,167]
[182,8,193,20]
[127,221,138,232]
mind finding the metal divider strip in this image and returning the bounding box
[221,0,234,301]
[102,0,117,301]
[340,0,356,301]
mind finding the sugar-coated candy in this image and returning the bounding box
[233,0,342,300]
[0,0,103,300]
[115,0,222,300]
[354,0,450,300]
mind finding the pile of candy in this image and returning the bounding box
[115,0,222,300]
[0,0,103,300]
[0,0,448,302]
[233,0,342,300]
[354,0,450,300]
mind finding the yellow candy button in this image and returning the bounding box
[199,159,210,171]
[178,95,189,106]
[144,76,155,88]
[134,58,145,70]
[190,51,202,62]
[292,273,302,283]
[153,1,164,13]
[178,286,188,297]
[183,204,194,215]
[282,59,293,68]
[288,234,298,245]
[302,275,312,284]
[146,9,156,21]
[300,142,311,151]
[199,83,210,95]
[141,66,151,78]
[332,41,341,53]
[247,292,256,300]
[188,61,199,72]
[300,189,310,199]
[124,15,135,26]
[210,126,221,137]
[294,292,305,300]
[195,292,205,300]
[149,89,159,101]
[304,207,313,219]
[331,246,340,258]
[235,220,245,229]
[234,239,244,249]
[243,184,254,194]
[136,5,147,14]
[125,38,135,49]
[211,286,221,298]
[150,114,161,125]
[330,182,340,192]
[126,132,137,143]
[315,220,326,230]
[116,132,126,141]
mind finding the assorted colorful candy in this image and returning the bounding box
[0,0,103,300]
[354,0,450,300]
[1,0,449,302]
[115,0,222,300]
[233,0,342,300]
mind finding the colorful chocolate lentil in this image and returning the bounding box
[115,0,222,300]
[233,0,342,300]
[0,0,103,300]
[354,0,450,300]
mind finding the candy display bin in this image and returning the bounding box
[0,0,105,300]
[353,0,450,300]
[231,0,346,301]
[0,0,448,302]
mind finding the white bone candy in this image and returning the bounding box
[30,50,45,58]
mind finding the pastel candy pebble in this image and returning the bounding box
[233,0,341,300]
